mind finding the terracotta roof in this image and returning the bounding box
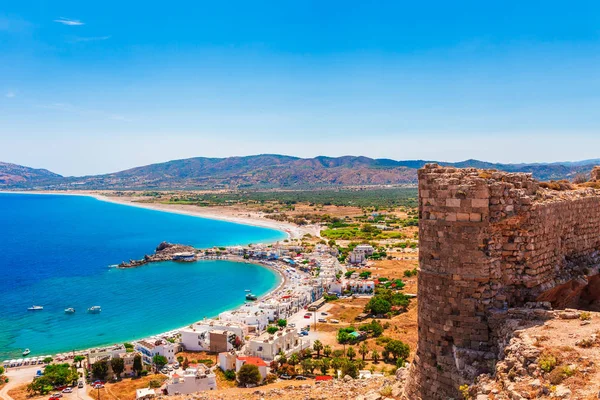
[315,375,333,381]
[237,356,268,367]
[172,374,180,378]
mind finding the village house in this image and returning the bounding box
[180,320,245,352]
[219,306,269,333]
[135,339,178,365]
[118,352,139,377]
[354,244,374,255]
[348,249,366,265]
[246,327,305,361]
[165,365,216,395]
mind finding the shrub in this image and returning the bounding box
[380,386,393,396]
[223,369,236,381]
[538,352,557,372]
[580,312,592,321]
[459,384,471,399]
[265,373,278,384]
[267,326,279,335]
[237,364,261,387]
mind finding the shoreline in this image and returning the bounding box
[2,257,293,361]
[0,191,309,362]
[0,190,321,240]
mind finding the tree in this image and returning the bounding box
[27,376,53,395]
[43,357,53,364]
[359,342,369,362]
[133,354,143,377]
[0,366,4,376]
[289,353,299,366]
[372,350,380,364]
[346,347,356,361]
[341,360,359,379]
[237,364,261,387]
[320,358,331,375]
[365,296,391,315]
[303,347,313,359]
[331,358,343,375]
[301,359,313,375]
[110,357,125,379]
[381,349,390,363]
[323,345,332,358]
[277,319,288,329]
[384,340,410,362]
[176,356,184,364]
[73,355,85,368]
[92,360,109,380]
[313,340,324,358]
[277,353,288,367]
[153,355,168,372]
[267,326,279,335]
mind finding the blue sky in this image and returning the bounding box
[1,1,600,175]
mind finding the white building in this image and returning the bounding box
[355,244,374,255]
[165,366,216,395]
[135,339,178,365]
[135,388,156,400]
[348,250,366,265]
[246,327,305,361]
[219,306,269,333]
[180,320,245,352]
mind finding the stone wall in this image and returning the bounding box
[405,164,600,399]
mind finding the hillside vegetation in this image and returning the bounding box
[2,155,600,190]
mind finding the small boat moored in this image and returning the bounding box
[27,305,43,311]
[23,349,30,356]
[245,293,257,301]
[64,308,75,314]
[87,306,101,314]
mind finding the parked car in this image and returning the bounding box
[295,375,307,380]
[320,312,328,316]
[49,394,62,399]
[78,382,84,389]
[303,313,311,319]
[300,330,309,336]
[279,374,292,380]
[92,380,106,386]
[318,318,327,323]
[173,362,179,369]
[289,323,296,328]
[93,384,104,389]
[62,388,73,394]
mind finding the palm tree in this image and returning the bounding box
[346,346,356,361]
[323,345,332,358]
[289,353,300,366]
[359,342,369,362]
[313,340,324,358]
[372,350,380,364]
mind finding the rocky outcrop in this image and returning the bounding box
[118,242,197,268]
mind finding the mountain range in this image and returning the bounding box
[2,155,599,190]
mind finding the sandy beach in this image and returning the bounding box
[1,191,321,240]
[1,190,316,369]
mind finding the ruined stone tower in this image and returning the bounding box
[405,164,600,399]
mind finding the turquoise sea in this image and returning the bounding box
[0,193,285,359]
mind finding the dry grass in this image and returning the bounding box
[7,383,42,400]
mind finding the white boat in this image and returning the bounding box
[27,305,43,311]
[65,308,75,314]
[87,306,101,313]
[23,349,30,356]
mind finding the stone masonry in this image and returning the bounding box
[404,164,600,399]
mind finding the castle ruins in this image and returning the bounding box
[405,164,600,399]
